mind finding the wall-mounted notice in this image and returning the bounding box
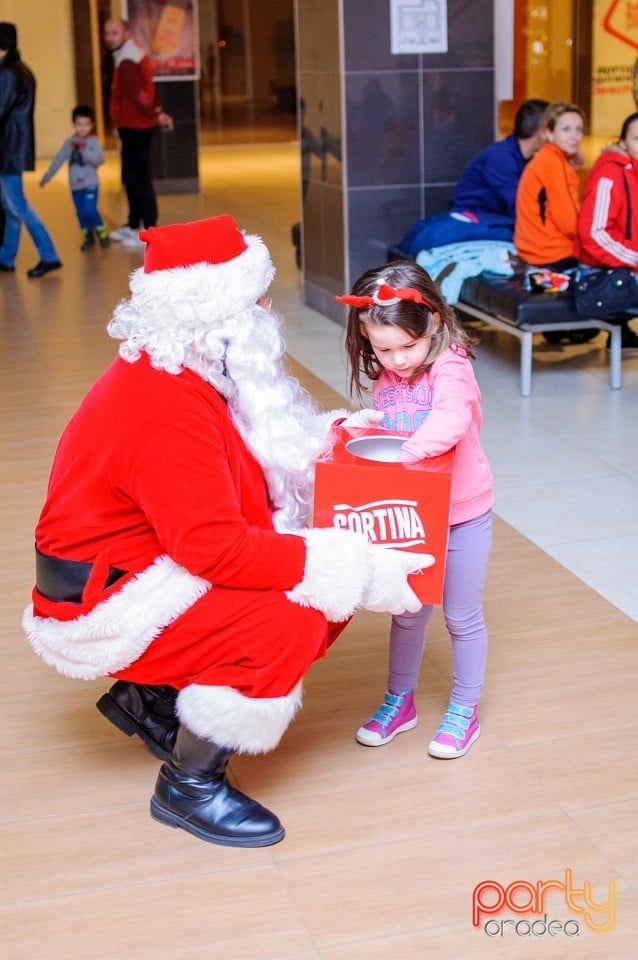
[390,0,448,55]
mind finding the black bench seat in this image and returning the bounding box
[456,272,622,396]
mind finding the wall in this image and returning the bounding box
[295,0,344,320]
[296,0,495,323]
[249,0,295,108]
[591,0,638,136]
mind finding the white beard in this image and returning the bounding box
[108,294,346,531]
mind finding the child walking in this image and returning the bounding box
[40,105,109,251]
[337,259,493,758]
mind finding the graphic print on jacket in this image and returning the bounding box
[376,379,433,432]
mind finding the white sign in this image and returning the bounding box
[390,0,448,55]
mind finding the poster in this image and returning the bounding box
[390,0,448,55]
[592,0,638,136]
[124,0,198,78]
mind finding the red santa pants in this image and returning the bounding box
[112,585,349,698]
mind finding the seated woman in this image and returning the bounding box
[514,101,585,272]
[577,112,638,349]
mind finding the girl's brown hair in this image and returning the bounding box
[343,259,478,400]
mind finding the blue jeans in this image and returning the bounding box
[71,187,105,231]
[0,174,59,267]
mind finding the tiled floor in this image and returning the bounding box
[1,143,637,958]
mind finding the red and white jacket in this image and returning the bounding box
[577,147,638,270]
[109,39,159,130]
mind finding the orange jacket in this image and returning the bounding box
[514,143,581,265]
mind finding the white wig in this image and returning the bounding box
[107,235,341,530]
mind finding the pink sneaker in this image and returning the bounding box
[356,690,417,746]
[428,702,480,758]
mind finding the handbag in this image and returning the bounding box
[573,266,635,318]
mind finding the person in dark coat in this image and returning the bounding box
[0,22,61,277]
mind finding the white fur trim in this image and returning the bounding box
[22,556,210,680]
[286,527,373,622]
[129,232,275,317]
[113,39,145,66]
[176,682,303,754]
[314,409,351,440]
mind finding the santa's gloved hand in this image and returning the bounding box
[341,409,385,429]
[362,547,435,614]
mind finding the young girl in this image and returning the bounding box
[337,260,494,758]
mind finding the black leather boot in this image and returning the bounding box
[96,681,179,760]
[150,725,285,847]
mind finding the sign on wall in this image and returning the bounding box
[124,0,199,79]
[389,0,448,55]
[592,0,638,135]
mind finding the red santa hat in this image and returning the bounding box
[131,214,275,314]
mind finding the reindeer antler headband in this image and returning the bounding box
[336,282,434,311]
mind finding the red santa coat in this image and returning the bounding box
[25,353,347,751]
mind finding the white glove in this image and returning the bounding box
[342,409,385,428]
[362,547,435,614]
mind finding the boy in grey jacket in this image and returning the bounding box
[40,105,109,250]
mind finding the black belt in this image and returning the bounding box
[35,548,126,604]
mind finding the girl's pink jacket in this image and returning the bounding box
[373,347,494,525]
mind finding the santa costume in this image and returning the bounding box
[23,214,427,847]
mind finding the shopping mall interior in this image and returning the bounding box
[2,0,638,956]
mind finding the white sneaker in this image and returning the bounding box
[110,225,140,243]
[121,234,146,249]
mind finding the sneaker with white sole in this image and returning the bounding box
[428,701,480,758]
[356,689,417,746]
[110,225,140,243]
[121,234,146,249]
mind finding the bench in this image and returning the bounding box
[386,246,624,396]
[456,273,622,396]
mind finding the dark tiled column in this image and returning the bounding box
[151,80,200,195]
[297,0,494,323]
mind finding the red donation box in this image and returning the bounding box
[313,426,455,605]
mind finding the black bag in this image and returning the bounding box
[573,266,635,318]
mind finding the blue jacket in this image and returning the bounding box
[451,135,527,223]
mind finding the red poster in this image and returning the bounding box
[124,0,198,78]
[603,0,638,51]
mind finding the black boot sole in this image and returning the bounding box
[149,797,286,847]
[96,693,171,760]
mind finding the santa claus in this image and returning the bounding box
[23,214,431,847]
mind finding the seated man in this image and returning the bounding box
[398,98,549,256]
[450,97,549,226]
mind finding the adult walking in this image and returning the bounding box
[103,18,172,246]
[0,22,61,277]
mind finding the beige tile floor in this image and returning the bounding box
[1,144,637,958]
